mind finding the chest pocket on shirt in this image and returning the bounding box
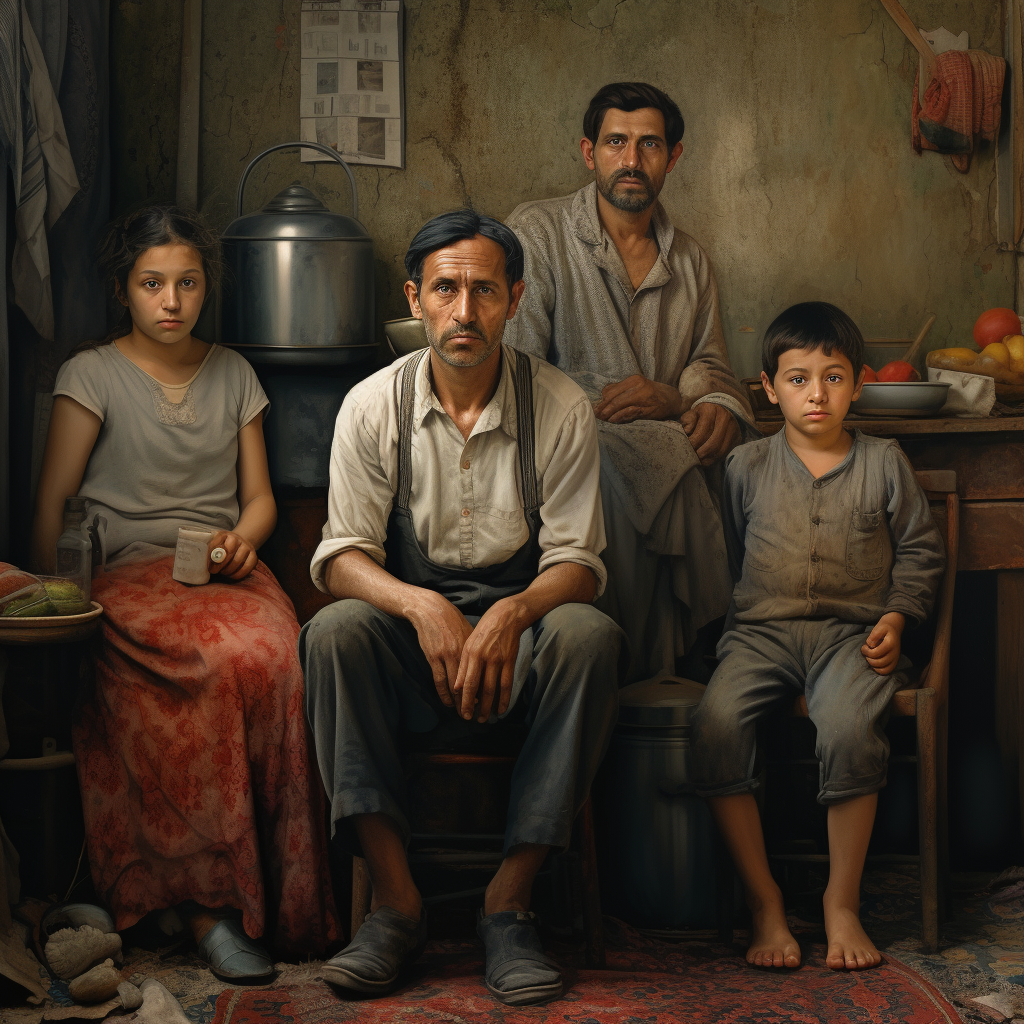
[744,519,783,573]
[846,510,888,581]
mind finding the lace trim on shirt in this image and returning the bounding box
[148,379,197,425]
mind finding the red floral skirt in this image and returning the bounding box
[73,557,339,954]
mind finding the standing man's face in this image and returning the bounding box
[404,235,525,368]
[580,107,683,213]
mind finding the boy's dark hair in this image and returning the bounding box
[404,209,524,292]
[583,82,685,149]
[88,205,223,347]
[762,301,865,380]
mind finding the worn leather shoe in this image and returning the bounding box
[197,920,275,982]
[321,906,427,995]
[477,909,563,1006]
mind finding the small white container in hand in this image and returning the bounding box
[173,527,216,584]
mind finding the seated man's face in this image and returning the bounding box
[407,235,524,369]
[583,107,682,213]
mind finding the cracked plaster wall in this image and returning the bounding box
[111,0,1012,377]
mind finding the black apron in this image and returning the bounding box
[383,348,542,617]
[383,349,542,719]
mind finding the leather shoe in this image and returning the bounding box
[197,919,275,982]
[321,906,427,995]
[477,909,562,1006]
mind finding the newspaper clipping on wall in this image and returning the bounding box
[300,0,404,168]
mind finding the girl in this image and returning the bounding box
[31,206,338,980]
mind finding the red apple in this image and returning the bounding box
[861,364,878,383]
[877,360,921,382]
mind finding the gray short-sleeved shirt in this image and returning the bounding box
[53,342,269,562]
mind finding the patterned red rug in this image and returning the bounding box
[211,937,962,1023]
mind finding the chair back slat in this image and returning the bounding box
[916,469,957,496]
[915,471,959,705]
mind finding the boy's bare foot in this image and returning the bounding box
[746,889,801,968]
[823,899,882,970]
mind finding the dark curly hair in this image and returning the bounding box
[90,205,223,346]
[762,301,865,381]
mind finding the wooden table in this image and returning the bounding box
[756,415,1024,829]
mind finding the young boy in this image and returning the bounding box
[691,301,945,971]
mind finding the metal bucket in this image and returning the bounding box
[598,674,718,929]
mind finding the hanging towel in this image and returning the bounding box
[12,3,78,342]
[912,49,1006,172]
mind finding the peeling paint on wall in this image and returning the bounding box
[111,0,1013,377]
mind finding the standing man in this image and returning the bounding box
[505,81,756,684]
[301,211,623,1006]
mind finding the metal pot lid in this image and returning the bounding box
[617,674,706,728]
[222,184,369,240]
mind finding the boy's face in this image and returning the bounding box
[761,346,864,439]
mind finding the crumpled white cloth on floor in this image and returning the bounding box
[928,366,996,417]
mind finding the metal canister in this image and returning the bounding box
[598,674,718,929]
[221,141,375,364]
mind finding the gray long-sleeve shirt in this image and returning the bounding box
[722,429,945,628]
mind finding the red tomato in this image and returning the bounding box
[973,308,1022,348]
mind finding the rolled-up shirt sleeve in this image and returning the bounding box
[536,395,608,596]
[310,392,394,593]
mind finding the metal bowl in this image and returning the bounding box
[851,381,951,417]
[383,317,428,357]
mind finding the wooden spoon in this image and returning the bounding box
[901,313,937,365]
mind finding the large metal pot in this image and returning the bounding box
[598,674,718,930]
[221,141,375,365]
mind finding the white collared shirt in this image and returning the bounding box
[310,344,608,596]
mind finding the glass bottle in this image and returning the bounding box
[54,496,92,609]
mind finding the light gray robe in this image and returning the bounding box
[505,182,756,683]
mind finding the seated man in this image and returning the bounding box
[504,81,756,683]
[301,210,624,1006]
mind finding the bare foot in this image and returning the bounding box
[823,899,882,970]
[746,888,801,968]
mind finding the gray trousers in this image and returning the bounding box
[300,599,623,855]
[690,618,906,804]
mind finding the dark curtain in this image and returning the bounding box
[6,0,109,563]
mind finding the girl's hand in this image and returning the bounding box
[207,531,258,580]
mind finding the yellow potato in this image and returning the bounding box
[983,342,1011,365]
[1004,334,1024,362]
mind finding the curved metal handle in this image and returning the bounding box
[235,141,359,221]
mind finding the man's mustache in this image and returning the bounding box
[611,169,653,188]
[440,324,486,343]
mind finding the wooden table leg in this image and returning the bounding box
[995,571,1024,829]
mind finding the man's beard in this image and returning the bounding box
[424,317,503,368]
[596,167,659,213]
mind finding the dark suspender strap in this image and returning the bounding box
[396,350,427,510]
[513,349,539,511]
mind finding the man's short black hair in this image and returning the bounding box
[762,301,865,380]
[583,82,685,149]
[404,210,524,292]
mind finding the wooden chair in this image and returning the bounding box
[775,469,958,952]
[351,752,606,967]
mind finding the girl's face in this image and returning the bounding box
[121,243,206,346]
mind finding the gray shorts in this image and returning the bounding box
[690,617,906,804]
